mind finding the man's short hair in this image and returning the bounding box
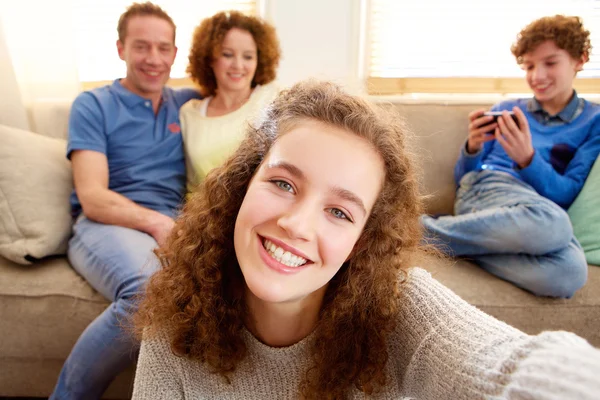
[117,2,176,43]
[511,15,592,64]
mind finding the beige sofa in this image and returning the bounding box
[0,99,598,399]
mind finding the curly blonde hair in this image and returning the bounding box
[511,15,592,64]
[186,10,281,97]
[136,80,425,398]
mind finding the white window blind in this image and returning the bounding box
[369,0,600,79]
[74,0,256,82]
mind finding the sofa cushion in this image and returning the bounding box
[568,156,600,265]
[0,124,73,264]
[386,102,494,215]
[0,256,134,398]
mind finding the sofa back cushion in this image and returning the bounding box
[0,124,73,264]
[385,102,493,215]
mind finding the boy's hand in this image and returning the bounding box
[467,109,497,153]
[495,107,535,169]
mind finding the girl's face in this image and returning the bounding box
[233,120,385,306]
[211,28,258,93]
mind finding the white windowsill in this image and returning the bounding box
[368,93,600,105]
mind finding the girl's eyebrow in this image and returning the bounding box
[266,161,305,179]
[265,161,367,216]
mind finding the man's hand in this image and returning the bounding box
[147,214,176,247]
[467,109,497,154]
[495,107,535,169]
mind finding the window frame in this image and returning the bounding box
[364,0,600,96]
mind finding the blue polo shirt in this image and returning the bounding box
[67,80,200,217]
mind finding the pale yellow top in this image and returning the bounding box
[180,83,280,191]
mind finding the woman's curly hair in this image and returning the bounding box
[511,15,592,65]
[186,10,281,97]
[135,80,425,399]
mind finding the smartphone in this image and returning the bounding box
[483,111,519,125]
[483,111,519,135]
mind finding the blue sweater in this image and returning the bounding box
[454,98,600,209]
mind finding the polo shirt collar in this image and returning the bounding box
[527,90,580,123]
[112,79,170,108]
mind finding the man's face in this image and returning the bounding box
[117,15,177,98]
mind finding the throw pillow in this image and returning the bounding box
[0,124,73,264]
[568,156,600,265]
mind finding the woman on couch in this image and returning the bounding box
[180,10,281,191]
[132,80,600,399]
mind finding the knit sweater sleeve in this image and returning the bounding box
[393,268,600,400]
[132,332,185,400]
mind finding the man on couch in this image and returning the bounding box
[422,15,600,299]
[50,3,199,399]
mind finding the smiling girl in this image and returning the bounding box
[133,81,600,399]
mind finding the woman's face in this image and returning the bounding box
[233,120,385,306]
[211,27,258,93]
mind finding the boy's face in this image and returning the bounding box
[521,40,584,113]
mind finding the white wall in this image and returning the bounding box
[265,0,363,93]
[0,17,29,130]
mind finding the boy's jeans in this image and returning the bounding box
[421,170,587,298]
[50,216,161,400]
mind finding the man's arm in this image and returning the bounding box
[71,150,174,246]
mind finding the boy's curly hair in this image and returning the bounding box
[135,80,426,399]
[511,15,591,64]
[187,10,281,97]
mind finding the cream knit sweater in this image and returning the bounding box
[132,268,600,399]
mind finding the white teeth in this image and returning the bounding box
[263,239,308,268]
[146,71,159,76]
[274,247,284,258]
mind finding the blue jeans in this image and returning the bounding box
[50,216,161,400]
[421,170,587,298]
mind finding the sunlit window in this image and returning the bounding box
[73,0,256,82]
[369,0,600,79]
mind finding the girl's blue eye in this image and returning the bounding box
[328,208,351,221]
[274,180,294,193]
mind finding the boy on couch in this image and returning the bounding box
[422,15,600,298]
